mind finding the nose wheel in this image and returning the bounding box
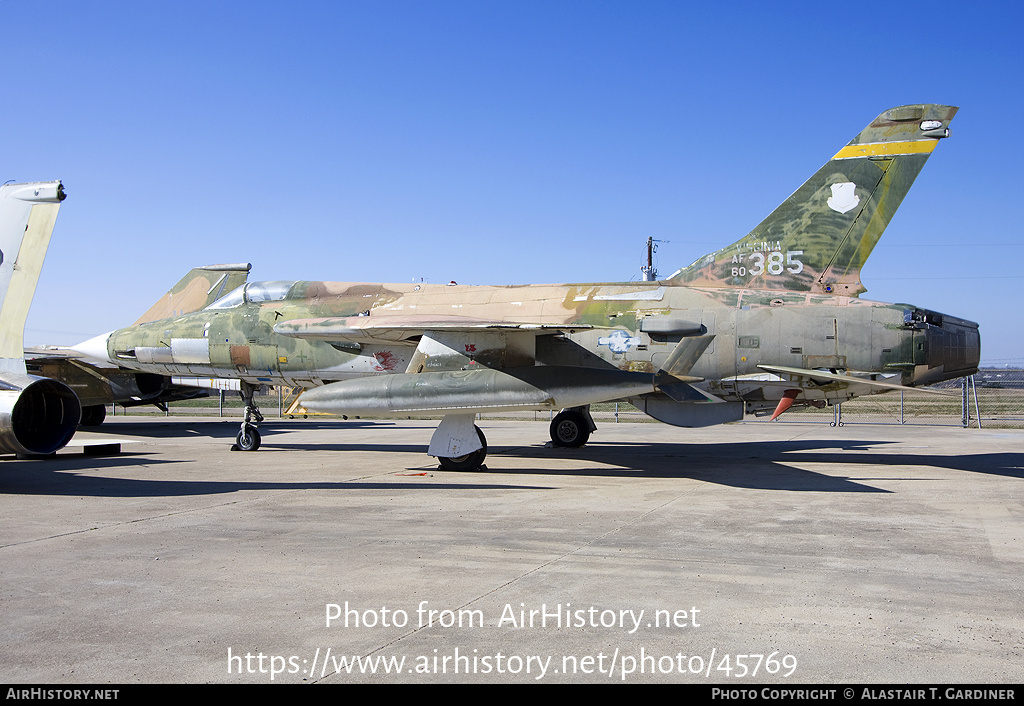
[236,424,261,451]
[232,382,264,451]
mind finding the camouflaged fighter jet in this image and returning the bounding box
[31,263,251,425]
[75,104,979,470]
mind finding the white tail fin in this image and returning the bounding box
[0,180,80,455]
[0,180,66,370]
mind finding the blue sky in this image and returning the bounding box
[4,1,1022,364]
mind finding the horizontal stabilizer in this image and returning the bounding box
[757,364,951,395]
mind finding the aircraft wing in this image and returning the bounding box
[273,316,594,344]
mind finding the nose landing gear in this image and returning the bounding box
[232,382,265,451]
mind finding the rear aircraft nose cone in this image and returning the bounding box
[71,331,113,364]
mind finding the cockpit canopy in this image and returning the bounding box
[205,281,298,310]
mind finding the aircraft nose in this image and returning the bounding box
[71,331,114,364]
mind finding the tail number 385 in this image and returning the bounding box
[733,250,804,277]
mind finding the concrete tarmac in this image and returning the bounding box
[1,417,1021,683]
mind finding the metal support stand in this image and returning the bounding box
[830,403,844,427]
[962,375,981,429]
[962,377,969,428]
[972,375,982,429]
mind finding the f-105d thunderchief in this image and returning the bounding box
[76,104,979,470]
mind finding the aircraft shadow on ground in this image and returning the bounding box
[0,451,553,498]
[82,419,404,439]
[5,422,1017,497]
[491,439,1024,491]
[268,435,1024,492]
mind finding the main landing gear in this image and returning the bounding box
[233,382,264,451]
[549,405,596,448]
[431,406,596,471]
[430,414,488,471]
[437,426,487,471]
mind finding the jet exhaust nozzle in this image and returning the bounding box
[0,375,81,455]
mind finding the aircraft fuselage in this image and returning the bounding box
[101,279,979,417]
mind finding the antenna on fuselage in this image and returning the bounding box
[640,237,669,281]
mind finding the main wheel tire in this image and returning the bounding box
[550,410,591,448]
[437,426,487,471]
[236,425,261,451]
[79,405,107,427]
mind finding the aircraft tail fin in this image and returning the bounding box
[0,181,66,370]
[133,263,251,324]
[668,104,958,296]
[0,180,81,455]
